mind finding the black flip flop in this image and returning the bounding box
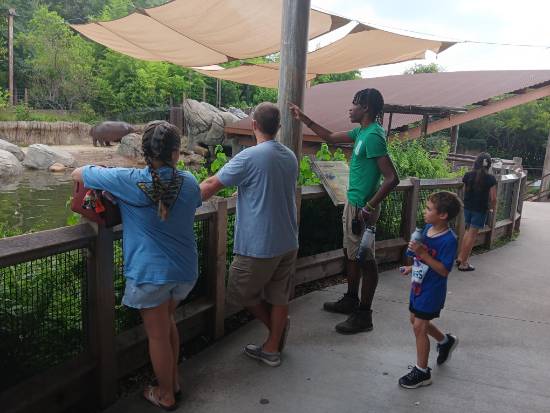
[458,264,475,272]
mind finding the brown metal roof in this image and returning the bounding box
[225,70,550,139]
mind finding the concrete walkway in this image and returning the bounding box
[107,202,549,413]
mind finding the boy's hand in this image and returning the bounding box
[360,208,379,226]
[399,266,412,276]
[408,240,427,258]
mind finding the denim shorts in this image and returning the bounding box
[464,208,487,229]
[122,279,197,309]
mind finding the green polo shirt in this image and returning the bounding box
[347,123,387,207]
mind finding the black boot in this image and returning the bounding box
[335,309,373,334]
[323,294,359,314]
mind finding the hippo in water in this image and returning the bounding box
[90,121,136,147]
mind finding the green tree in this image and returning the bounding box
[311,70,360,86]
[17,6,97,110]
[404,63,444,74]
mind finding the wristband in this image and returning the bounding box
[365,201,375,212]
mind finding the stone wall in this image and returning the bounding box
[0,121,92,146]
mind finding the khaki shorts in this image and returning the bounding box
[227,249,298,307]
[342,202,380,261]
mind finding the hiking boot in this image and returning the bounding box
[244,344,281,367]
[437,334,458,365]
[335,309,373,334]
[398,366,432,389]
[323,294,359,314]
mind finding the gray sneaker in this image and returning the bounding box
[244,344,281,367]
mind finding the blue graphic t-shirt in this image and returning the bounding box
[82,166,202,284]
[409,224,458,314]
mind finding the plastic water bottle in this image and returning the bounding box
[406,227,424,257]
[356,226,376,263]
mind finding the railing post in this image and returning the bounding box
[487,175,502,249]
[208,198,227,339]
[401,177,420,263]
[508,175,522,238]
[86,224,117,408]
[290,187,302,299]
[515,173,528,232]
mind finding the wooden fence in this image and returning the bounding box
[0,173,527,413]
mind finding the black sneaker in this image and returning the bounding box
[335,309,373,334]
[323,294,359,314]
[437,334,458,365]
[398,366,432,389]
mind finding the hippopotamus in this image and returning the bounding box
[90,121,136,147]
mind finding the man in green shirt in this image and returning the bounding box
[290,88,399,334]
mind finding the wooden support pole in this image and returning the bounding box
[455,183,466,248]
[509,175,522,238]
[86,225,117,407]
[277,0,311,160]
[208,199,227,339]
[515,173,528,232]
[202,85,206,102]
[450,125,460,153]
[386,112,393,138]
[421,115,429,137]
[8,9,16,106]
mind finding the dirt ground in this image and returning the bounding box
[52,144,142,168]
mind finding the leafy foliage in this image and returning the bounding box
[404,63,444,74]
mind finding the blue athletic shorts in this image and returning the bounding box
[464,208,487,229]
[122,278,196,309]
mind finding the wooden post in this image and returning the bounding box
[169,106,184,133]
[8,9,16,106]
[508,175,522,238]
[202,85,206,102]
[386,112,393,137]
[208,199,227,339]
[86,225,117,407]
[24,87,28,105]
[515,173,528,232]
[216,79,221,108]
[487,175,502,249]
[277,0,311,160]
[450,125,459,153]
[542,131,550,195]
[421,115,429,137]
[290,187,302,299]
[401,177,420,263]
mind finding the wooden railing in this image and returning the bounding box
[0,174,527,413]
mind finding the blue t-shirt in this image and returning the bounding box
[217,140,298,258]
[82,166,202,284]
[409,224,458,314]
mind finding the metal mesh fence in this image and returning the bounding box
[377,191,406,241]
[113,218,211,334]
[298,197,344,257]
[226,213,236,272]
[497,182,514,221]
[0,249,88,391]
[416,187,461,230]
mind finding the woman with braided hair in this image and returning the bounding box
[290,88,399,335]
[72,121,202,410]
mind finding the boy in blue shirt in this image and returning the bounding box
[399,191,462,389]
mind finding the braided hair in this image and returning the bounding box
[352,88,385,125]
[142,121,182,221]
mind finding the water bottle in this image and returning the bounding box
[356,226,376,263]
[406,227,424,257]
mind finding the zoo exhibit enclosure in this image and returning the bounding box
[0,159,527,413]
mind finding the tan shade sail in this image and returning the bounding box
[71,0,349,67]
[194,64,316,88]
[193,24,455,87]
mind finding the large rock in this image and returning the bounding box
[117,133,143,160]
[0,138,25,161]
[0,149,23,179]
[183,99,240,149]
[228,107,248,119]
[22,144,75,170]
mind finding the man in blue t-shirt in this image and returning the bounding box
[398,191,462,389]
[200,102,298,367]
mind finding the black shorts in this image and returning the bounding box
[409,304,440,321]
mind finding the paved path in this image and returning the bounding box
[107,202,549,413]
